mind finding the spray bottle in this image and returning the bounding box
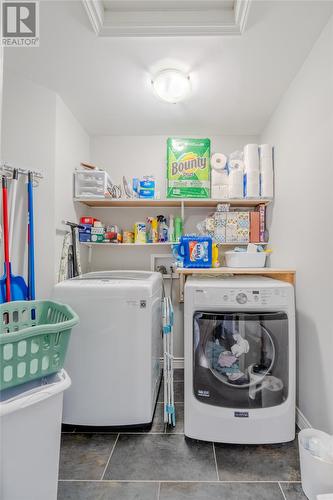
[157,215,168,242]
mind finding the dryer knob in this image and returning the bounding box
[236,292,248,304]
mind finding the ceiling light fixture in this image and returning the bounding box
[152,69,191,104]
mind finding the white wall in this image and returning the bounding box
[1,70,56,299]
[91,135,259,196]
[261,17,333,432]
[90,135,259,357]
[55,95,90,280]
[1,71,90,298]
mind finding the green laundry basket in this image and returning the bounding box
[0,300,78,391]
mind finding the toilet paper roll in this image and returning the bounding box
[211,153,227,171]
[229,169,244,199]
[212,184,229,200]
[245,170,259,198]
[244,144,259,173]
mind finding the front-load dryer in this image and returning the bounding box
[53,271,162,428]
[184,276,295,444]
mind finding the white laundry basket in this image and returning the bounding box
[299,429,333,500]
[0,370,71,500]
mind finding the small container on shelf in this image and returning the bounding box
[225,251,267,268]
[123,231,135,244]
[74,170,112,199]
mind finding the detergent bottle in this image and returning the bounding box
[212,243,220,268]
[176,235,212,268]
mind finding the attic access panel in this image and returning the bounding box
[83,0,251,36]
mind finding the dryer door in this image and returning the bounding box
[193,311,289,409]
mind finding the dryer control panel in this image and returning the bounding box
[194,287,290,307]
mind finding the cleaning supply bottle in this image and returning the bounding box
[157,215,168,242]
[174,216,183,242]
[151,218,158,243]
[212,243,220,268]
[134,222,146,244]
[146,217,153,243]
[168,215,175,242]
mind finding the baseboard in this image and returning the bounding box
[296,407,312,430]
[173,358,184,369]
[160,357,184,369]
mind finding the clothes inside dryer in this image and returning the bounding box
[193,311,289,409]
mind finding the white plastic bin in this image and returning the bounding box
[74,170,112,198]
[225,250,267,268]
[299,429,333,500]
[0,370,71,500]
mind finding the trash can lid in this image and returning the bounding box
[0,369,71,417]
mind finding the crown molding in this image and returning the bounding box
[234,0,251,34]
[82,0,251,37]
[82,0,104,35]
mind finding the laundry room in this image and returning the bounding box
[0,1,332,499]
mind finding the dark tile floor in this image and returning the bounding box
[58,369,305,500]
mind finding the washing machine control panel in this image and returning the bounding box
[194,287,290,307]
[236,292,248,304]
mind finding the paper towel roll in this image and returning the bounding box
[212,168,228,185]
[259,144,272,158]
[260,169,274,198]
[211,153,229,198]
[259,145,274,198]
[244,144,259,173]
[260,155,273,172]
[212,184,229,199]
[211,153,227,171]
[245,170,259,198]
[229,169,243,198]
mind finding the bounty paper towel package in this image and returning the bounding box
[167,138,211,198]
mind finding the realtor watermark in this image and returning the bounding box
[1,1,39,46]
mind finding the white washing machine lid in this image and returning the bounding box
[78,271,155,281]
[55,270,162,297]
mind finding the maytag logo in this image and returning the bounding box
[198,389,210,398]
[1,1,39,46]
[234,411,249,418]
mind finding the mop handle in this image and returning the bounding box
[2,176,11,302]
[9,168,18,256]
[28,172,35,300]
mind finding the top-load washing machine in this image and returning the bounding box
[53,271,162,428]
[184,276,295,444]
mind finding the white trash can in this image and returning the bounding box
[0,370,71,500]
[299,429,333,500]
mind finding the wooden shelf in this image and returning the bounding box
[177,267,295,277]
[176,267,296,301]
[74,198,271,208]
